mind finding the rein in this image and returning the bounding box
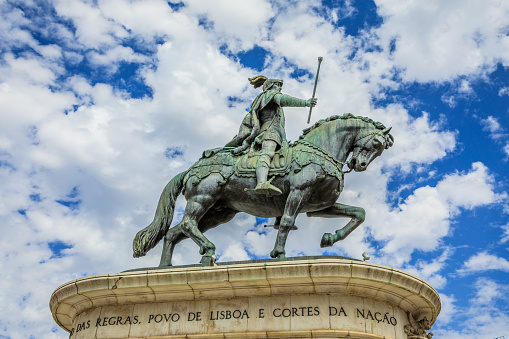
[294,139,350,173]
[297,128,382,174]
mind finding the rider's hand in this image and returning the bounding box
[307,98,318,107]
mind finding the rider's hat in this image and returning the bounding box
[249,75,283,91]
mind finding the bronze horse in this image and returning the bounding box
[133,114,394,266]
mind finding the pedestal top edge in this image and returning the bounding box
[51,258,439,304]
[50,258,441,331]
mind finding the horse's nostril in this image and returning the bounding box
[360,162,367,167]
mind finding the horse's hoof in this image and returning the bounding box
[158,263,173,268]
[159,258,173,267]
[270,249,284,258]
[320,233,333,248]
[200,255,216,266]
[199,246,215,256]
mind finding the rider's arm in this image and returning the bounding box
[275,94,316,107]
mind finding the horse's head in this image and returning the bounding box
[347,126,394,172]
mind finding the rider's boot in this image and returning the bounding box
[254,154,282,196]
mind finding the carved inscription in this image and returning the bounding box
[356,308,397,326]
[96,315,140,326]
[69,304,400,338]
[149,313,179,323]
[273,306,320,317]
[210,309,249,320]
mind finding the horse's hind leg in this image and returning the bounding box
[159,224,185,267]
[159,208,237,266]
[180,199,217,257]
[306,202,365,248]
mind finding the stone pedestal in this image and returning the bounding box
[50,258,440,338]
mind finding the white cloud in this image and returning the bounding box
[481,115,504,139]
[434,294,456,325]
[53,0,128,48]
[437,313,509,339]
[370,162,505,265]
[458,79,474,94]
[183,0,274,52]
[98,0,187,40]
[0,1,508,338]
[374,0,509,82]
[458,252,509,274]
[218,242,250,262]
[441,78,479,108]
[402,248,452,289]
[435,278,509,339]
[331,0,357,22]
[437,162,505,210]
[0,3,36,50]
[498,86,509,96]
[36,44,63,60]
[501,223,509,243]
[245,227,277,257]
[373,106,456,171]
[471,278,507,305]
[479,116,509,157]
[87,45,150,68]
[1,53,60,86]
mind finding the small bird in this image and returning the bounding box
[362,252,370,261]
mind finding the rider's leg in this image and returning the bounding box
[254,140,281,195]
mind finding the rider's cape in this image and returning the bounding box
[235,88,283,150]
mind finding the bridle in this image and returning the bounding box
[296,127,388,174]
[346,130,384,172]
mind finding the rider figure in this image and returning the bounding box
[225,75,317,196]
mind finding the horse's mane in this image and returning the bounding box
[299,113,388,139]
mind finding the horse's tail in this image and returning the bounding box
[133,171,187,258]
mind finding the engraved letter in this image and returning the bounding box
[330,306,338,316]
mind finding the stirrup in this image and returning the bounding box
[254,176,282,196]
[254,182,282,196]
[245,176,282,197]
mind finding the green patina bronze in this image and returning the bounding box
[133,83,394,266]
[224,75,318,196]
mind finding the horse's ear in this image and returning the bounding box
[382,127,392,135]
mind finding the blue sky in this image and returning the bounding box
[0,0,508,338]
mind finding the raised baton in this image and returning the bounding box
[307,56,323,124]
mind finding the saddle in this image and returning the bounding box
[183,149,235,186]
[184,142,343,189]
[235,147,293,178]
[183,147,293,186]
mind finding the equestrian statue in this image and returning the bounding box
[133,74,394,266]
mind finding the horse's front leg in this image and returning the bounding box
[306,203,365,248]
[270,189,311,259]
